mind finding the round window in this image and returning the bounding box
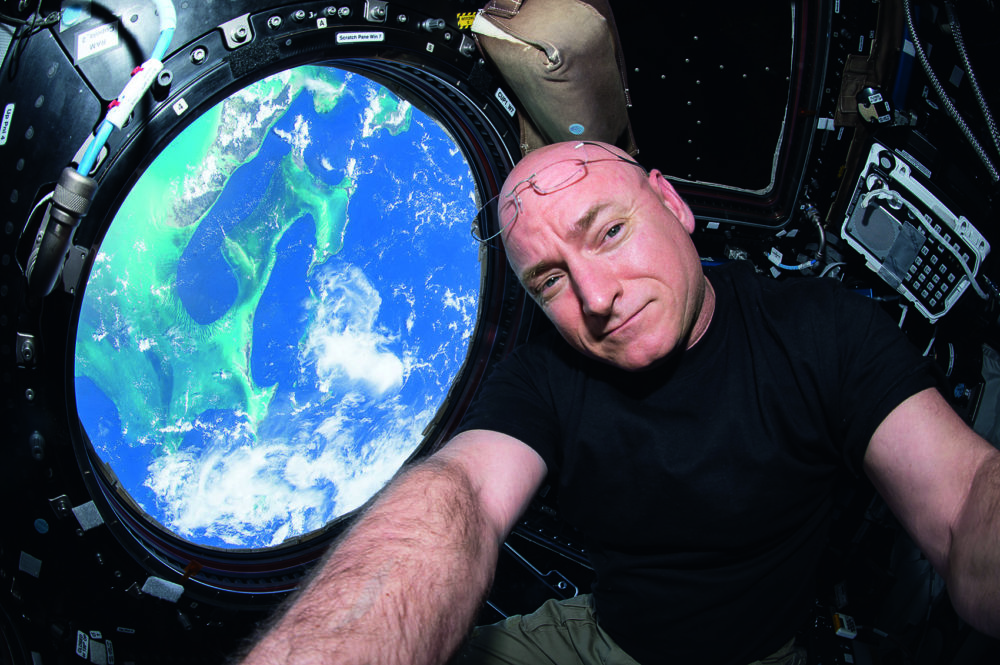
[74,64,482,550]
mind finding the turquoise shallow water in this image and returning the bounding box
[74,65,481,549]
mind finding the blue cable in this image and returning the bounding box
[775,260,818,271]
[152,27,175,61]
[77,119,115,175]
[74,1,176,175]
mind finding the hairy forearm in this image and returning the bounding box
[240,456,501,665]
[947,451,1000,638]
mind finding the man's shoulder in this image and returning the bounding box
[705,260,890,352]
[707,260,865,309]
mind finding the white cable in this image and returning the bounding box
[820,261,846,278]
[944,2,1000,162]
[153,0,177,31]
[902,0,999,182]
[922,329,937,357]
[105,59,165,129]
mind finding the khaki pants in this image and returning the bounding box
[454,595,807,665]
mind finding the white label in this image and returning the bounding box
[77,23,119,61]
[495,88,516,117]
[0,103,13,146]
[317,17,328,29]
[106,640,115,665]
[141,576,184,602]
[425,42,435,53]
[76,632,89,659]
[73,500,104,531]
[89,631,103,640]
[899,149,932,179]
[336,31,385,44]
[172,98,189,116]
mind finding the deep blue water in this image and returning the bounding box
[175,92,314,325]
[74,376,158,510]
[251,214,315,388]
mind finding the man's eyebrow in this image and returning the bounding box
[573,203,611,235]
[521,261,550,287]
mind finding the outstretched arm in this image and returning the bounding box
[865,387,1000,637]
[239,430,547,665]
[948,449,1000,635]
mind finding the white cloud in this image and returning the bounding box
[273,114,312,164]
[302,263,404,397]
[144,393,428,548]
[146,431,328,547]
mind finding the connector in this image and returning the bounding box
[25,167,98,297]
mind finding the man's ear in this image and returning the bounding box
[649,169,696,234]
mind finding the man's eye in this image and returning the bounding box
[541,275,560,291]
[532,275,560,298]
[606,223,623,239]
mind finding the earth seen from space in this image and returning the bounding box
[74,64,483,550]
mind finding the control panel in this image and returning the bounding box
[842,142,990,323]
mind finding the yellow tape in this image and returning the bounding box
[457,12,476,30]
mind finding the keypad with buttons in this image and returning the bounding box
[904,233,971,318]
[842,143,989,323]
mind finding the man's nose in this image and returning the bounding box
[574,267,620,319]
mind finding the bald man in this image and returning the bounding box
[239,141,1000,665]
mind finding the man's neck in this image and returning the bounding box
[685,276,716,350]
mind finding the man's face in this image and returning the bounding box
[500,142,712,371]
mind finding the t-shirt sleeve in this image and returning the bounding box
[830,285,941,475]
[455,337,563,472]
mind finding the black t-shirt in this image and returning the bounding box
[458,261,938,665]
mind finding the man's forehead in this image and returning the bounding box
[515,140,640,182]
[502,143,588,195]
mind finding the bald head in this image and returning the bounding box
[498,141,647,241]
[502,141,638,194]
